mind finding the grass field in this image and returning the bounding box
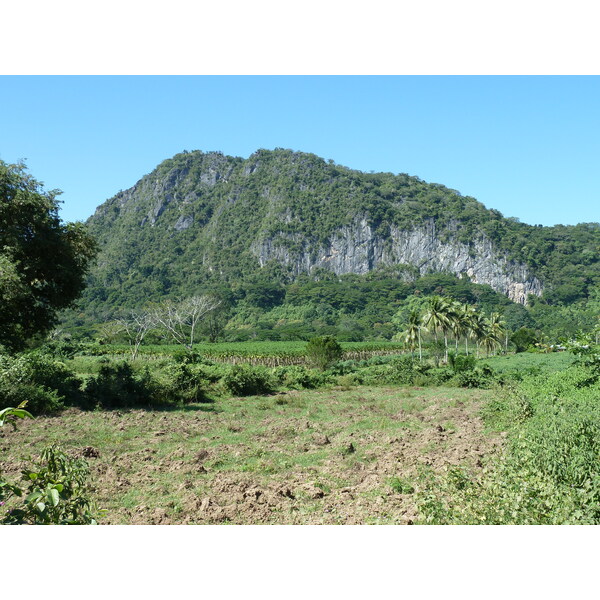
[482,351,575,374]
[0,385,501,524]
[4,350,590,525]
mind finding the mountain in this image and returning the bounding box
[80,148,600,321]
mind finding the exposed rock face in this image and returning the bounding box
[252,218,543,304]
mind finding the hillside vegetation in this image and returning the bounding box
[60,148,600,341]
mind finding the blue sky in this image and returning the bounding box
[1,76,598,227]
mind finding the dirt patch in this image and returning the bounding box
[1,387,503,524]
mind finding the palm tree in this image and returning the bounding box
[470,311,488,358]
[403,309,425,361]
[451,301,475,355]
[440,301,459,363]
[422,296,452,365]
[487,312,506,356]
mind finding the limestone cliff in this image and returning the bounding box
[252,217,542,304]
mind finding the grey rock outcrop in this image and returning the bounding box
[252,217,543,304]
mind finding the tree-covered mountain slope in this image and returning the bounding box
[82,148,600,317]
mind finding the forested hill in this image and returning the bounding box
[81,148,600,319]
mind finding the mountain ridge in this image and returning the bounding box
[81,148,600,317]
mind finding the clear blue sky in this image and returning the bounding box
[1,76,598,227]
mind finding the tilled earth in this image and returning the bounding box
[0,386,504,524]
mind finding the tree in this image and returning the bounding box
[306,335,343,370]
[199,302,230,343]
[153,295,221,351]
[115,310,157,360]
[470,311,488,358]
[511,327,538,353]
[454,302,476,355]
[0,161,97,351]
[488,312,507,354]
[422,296,452,364]
[402,309,425,361]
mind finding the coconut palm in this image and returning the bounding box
[487,312,506,356]
[422,296,452,364]
[470,311,488,358]
[403,309,425,361]
[450,301,475,355]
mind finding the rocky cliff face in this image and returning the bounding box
[252,217,543,304]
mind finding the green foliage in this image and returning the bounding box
[1,445,101,525]
[272,365,329,389]
[222,365,275,396]
[62,148,600,344]
[0,160,97,352]
[419,354,600,524]
[388,476,415,494]
[0,353,82,414]
[154,363,207,404]
[84,362,154,409]
[0,402,33,429]
[448,352,476,373]
[453,365,497,389]
[511,327,539,352]
[306,336,343,370]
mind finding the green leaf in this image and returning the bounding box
[35,501,46,514]
[10,409,33,419]
[26,491,43,504]
[48,488,60,507]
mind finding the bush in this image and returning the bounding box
[1,445,101,525]
[273,365,328,389]
[453,365,498,389]
[0,353,82,414]
[35,340,84,360]
[84,362,153,409]
[448,352,476,373]
[172,349,203,364]
[222,365,274,396]
[306,336,343,370]
[154,363,208,403]
[419,360,600,524]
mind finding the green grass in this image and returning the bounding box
[481,351,575,375]
[418,351,600,525]
[2,384,487,524]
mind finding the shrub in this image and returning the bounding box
[172,349,203,364]
[419,360,600,524]
[84,362,153,409]
[453,365,498,389]
[306,336,343,370]
[222,365,274,396]
[154,363,207,403]
[0,353,82,414]
[35,340,84,360]
[1,445,101,525]
[448,352,476,373]
[273,365,327,389]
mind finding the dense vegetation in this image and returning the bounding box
[64,149,599,336]
[418,339,600,524]
[0,160,97,351]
